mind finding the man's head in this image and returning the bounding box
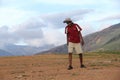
[63,18,73,24]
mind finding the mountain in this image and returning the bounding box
[84,23,120,52]
[37,23,120,54]
[37,44,68,54]
[0,49,13,56]
[0,44,55,56]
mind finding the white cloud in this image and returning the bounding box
[0,7,38,27]
[35,0,111,5]
[0,9,92,47]
[99,14,120,21]
[35,0,87,5]
[43,28,66,46]
[0,0,120,48]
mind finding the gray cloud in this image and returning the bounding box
[0,26,19,45]
[14,18,44,39]
[98,14,120,21]
[40,9,93,29]
[16,29,43,39]
[0,22,44,47]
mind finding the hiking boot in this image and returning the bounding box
[80,64,86,68]
[68,66,73,70]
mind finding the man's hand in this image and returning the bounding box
[81,41,84,46]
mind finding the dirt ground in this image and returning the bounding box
[0,53,120,80]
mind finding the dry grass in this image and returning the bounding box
[0,53,120,80]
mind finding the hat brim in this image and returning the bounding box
[63,20,72,23]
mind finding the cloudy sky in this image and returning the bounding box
[0,0,120,47]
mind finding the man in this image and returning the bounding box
[63,18,85,70]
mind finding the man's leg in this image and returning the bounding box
[69,53,72,67]
[79,54,83,65]
[68,53,73,70]
[79,54,86,68]
[67,42,73,70]
[75,43,85,68]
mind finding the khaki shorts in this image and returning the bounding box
[68,42,83,54]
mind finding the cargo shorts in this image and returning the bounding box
[68,42,83,54]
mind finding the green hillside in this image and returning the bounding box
[84,23,120,52]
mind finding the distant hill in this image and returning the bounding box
[37,23,120,54]
[1,44,55,56]
[0,49,13,56]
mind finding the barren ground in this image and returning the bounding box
[0,53,120,80]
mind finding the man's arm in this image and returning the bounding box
[66,33,69,46]
[65,27,69,46]
[79,32,84,46]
